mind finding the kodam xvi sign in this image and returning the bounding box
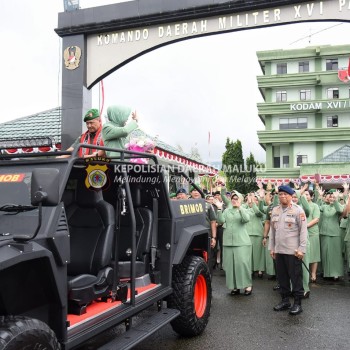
[290,100,350,111]
[87,0,350,87]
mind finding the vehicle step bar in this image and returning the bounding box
[98,308,180,350]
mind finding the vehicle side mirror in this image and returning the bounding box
[31,168,60,206]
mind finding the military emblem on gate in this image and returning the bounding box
[63,45,82,70]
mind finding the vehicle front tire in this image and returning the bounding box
[0,316,61,350]
[167,255,212,337]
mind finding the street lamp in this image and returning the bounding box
[63,0,80,12]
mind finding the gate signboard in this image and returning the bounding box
[55,0,350,148]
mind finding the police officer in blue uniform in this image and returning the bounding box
[269,185,308,315]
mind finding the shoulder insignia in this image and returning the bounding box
[300,213,306,221]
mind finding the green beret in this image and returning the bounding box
[83,109,99,122]
[170,192,177,198]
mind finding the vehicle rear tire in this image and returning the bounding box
[0,316,61,350]
[167,255,211,337]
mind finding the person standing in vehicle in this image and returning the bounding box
[102,105,139,158]
[214,190,252,296]
[269,185,307,316]
[60,108,105,158]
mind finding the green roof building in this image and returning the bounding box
[256,44,350,188]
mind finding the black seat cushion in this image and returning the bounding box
[66,184,115,308]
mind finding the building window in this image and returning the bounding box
[299,61,309,73]
[326,59,338,71]
[277,63,287,74]
[296,155,308,166]
[279,117,308,129]
[300,89,311,100]
[276,90,287,102]
[273,157,281,168]
[282,156,289,168]
[327,115,338,127]
[327,88,339,99]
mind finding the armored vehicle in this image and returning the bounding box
[0,143,211,349]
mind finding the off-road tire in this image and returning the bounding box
[0,316,60,350]
[167,255,211,337]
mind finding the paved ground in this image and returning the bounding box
[79,270,350,350]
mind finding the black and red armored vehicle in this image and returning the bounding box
[0,143,211,350]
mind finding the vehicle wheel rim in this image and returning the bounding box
[194,274,207,318]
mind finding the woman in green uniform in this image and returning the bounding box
[304,190,321,283]
[245,193,265,278]
[317,189,344,280]
[214,190,252,296]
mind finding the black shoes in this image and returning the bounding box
[230,289,240,295]
[289,304,303,315]
[258,272,263,279]
[244,287,253,296]
[273,284,281,291]
[303,291,310,299]
[273,299,291,311]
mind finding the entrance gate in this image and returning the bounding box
[55,0,350,148]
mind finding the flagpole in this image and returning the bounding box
[208,131,211,164]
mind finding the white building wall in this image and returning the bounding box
[322,112,350,128]
[279,144,290,168]
[294,143,316,167]
[271,87,316,102]
[271,114,315,130]
[270,59,315,75]
[322,85,350,99]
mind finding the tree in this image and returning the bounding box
[222,138,245,193]
[245,152,258,193]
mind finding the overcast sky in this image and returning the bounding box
[1,0,349,164]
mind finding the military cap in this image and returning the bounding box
[83,109,100,122]
[278,185,295,195]
[176,188,187,195]
[190,186,200,192]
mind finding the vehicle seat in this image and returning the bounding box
[118,186,153,279]
[66,183,115,315]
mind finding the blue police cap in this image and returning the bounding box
[278,185,295,195]
[176,188,187,195]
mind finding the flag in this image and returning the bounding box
[337,57,350,83]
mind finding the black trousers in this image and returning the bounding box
[217,225,224,265]
[275,253,304,299]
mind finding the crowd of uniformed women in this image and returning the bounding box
[206,182,350,297]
